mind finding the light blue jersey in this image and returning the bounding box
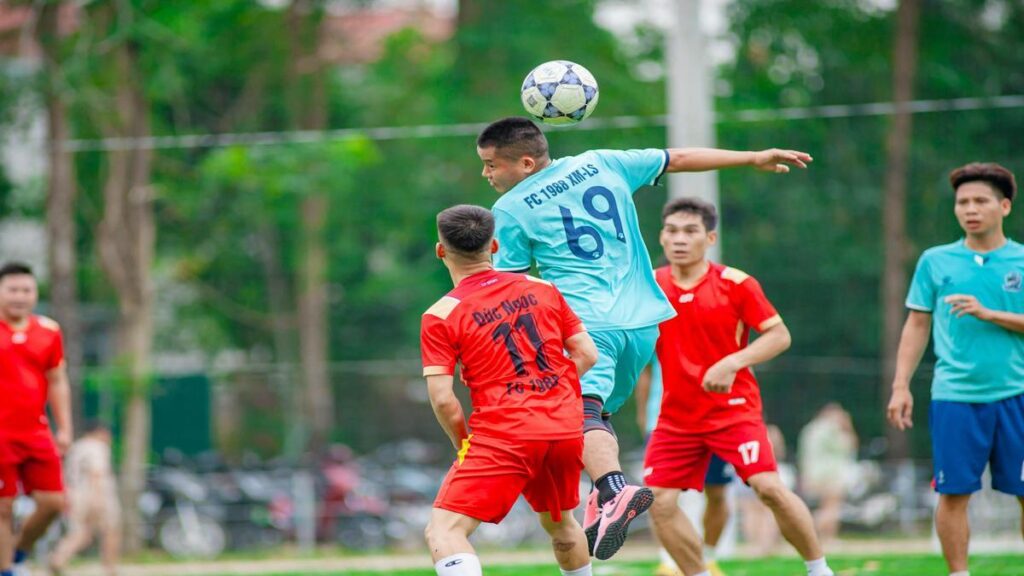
[492,149,675,331]
[906,239,1024,403]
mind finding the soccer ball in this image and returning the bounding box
[520,60,599,126]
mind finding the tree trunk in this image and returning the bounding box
[286,0,332,452]
[881,0,921,460]
[36,2,84,429]
[93,23,155,551]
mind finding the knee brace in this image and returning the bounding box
[583,395,615,437]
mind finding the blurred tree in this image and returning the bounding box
[285,0,333,452]
[34,1,84,428]
[881,0,922,459]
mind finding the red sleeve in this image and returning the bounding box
[420,314,457,377]
[735,277,781,332]
[555,287,586,340]
[48,329,65,371]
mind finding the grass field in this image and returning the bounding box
[210,554,1024,576]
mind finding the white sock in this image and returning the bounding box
[703,544,718,561]
[805,557,834,576]
[694,571,711,576]
[435,553,482,576]
[658,546,679,567]
[560,563,592,576]
[949,572,970,576]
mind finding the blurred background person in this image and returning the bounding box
[48,422,121,576]
[797,403,858,543]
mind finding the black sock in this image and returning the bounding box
[595,471,627,506]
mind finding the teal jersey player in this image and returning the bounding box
[906,238,1024,403]
[475,117,811,561]
[888,162,1024,576]
[492,149,675,332]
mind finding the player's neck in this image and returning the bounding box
[670,259,710,289]
[964,228,1007,253]
[449,263,495,286]
[0,311,29,329]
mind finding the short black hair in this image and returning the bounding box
[437,204,495,257]
[662,197,718,231]
[477,117,549,161]
[0,262,34,282]
[950,162,1016,202]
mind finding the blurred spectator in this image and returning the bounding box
[49,422,120,576]
[798,403,858,542]
[737,424,792,556]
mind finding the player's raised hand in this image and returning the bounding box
[752,149,813,173]
[702,358,739,394]
[886,387,914,431]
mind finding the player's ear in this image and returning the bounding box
[436,242,445,260]
[490,238,499,254]
[521,155,536,172]
[1002,198,1012,216]
[707,230,719,245]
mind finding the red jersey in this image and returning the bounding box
[420,270,586,440]
[654,263,781,433]
[0,315,65,435]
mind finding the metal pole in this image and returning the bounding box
[666,0,721,262]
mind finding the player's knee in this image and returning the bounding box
[34,492,66,516]
[649,488,680,521]
[751,476,788,508]
[582,396,614,436]
[424,520,440,547]
[0,498,14,522]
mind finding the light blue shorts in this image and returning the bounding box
[581,325,660,414]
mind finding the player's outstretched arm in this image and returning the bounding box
[48,362,73,454]
[564,331,598,377]
[666,148,812,174]
[887,311,932,431]
[426,374,469,450]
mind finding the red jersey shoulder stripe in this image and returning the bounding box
[423,296,460,320]
[720,266,750,285]
[35,315,61,332]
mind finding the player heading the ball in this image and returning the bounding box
[476,116,812,560]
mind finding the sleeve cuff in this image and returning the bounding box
[905,303,933,312]
[423,366,453,377]
[652,149,670,186]
[757,315,783,332]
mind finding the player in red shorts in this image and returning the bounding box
[0,263,73,576]
[420,205,599,576]
[643,199,833,576]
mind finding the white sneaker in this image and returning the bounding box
[12,561,32,576]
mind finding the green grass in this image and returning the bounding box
[214,554,1024,575]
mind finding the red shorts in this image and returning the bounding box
[0,432,64,497]
[434,434,583,523]
[643,419,777,491]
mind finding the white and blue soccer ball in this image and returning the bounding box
[520,60,599,126]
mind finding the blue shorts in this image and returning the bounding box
[581,326,659,414]
[930,393,1024,496]
[705,454,734,486]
